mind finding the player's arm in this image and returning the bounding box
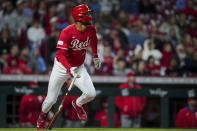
[56,29,75,77]
[89,26,101,69]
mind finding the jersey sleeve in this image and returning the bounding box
[56,29,70,50]
[89,26,98,55]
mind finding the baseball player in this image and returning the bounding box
[37,4,101,130]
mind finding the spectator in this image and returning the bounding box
[113,48,124,66]
[107,30,121,51]
[183,33,192,46]
[165,56,181,76]
[175,44,187,69]
[188,19,197,38]
[28,48,47,74]
[96,44,113,75]
[113,58,128,76]
[111,2,121,19]
[132,45,143,71]
[116,72,146,128]
[185,43,194,58]
[107,28,128,51]
[20,81,49,127]
[49,17,59,35]
[0,49,8,73]
[177,13,189,37]
[188,49,197,76]
[43,4,57,36]
[7,44,19,63]
[194,37,197,51]
[97,33,104,62]
[4,0,28,38]
[138,0,156,14]
[117,10,129,28]
[166,27,182,46]
[27,20,46,49]
[115,23,129,50]
[0,3,5,31]
[23,0,38,22]
[37,1,47,20]
[3,56,32,74]
[154,31,167,51]
[88,0,101,18]
[100,0,117,13]
[120,0,139,14]
[99,9,113,30]
[47,28,61,64]
[142,39,162,64]
[181,0,197,19]
[1,1,14,35]
[159,15,181,43]
[176,0,187,10]
[135,59,151,76]
[18,46,30,65]
[94,98,120,128]
[146,56,161,76]
[0,28,14,53]
[175,97,197,128]
[128,17,147,46]
[161,43,175,68]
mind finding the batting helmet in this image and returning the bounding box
[72,4,92,24]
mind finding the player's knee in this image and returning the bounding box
[86,90,96,101]
[46,98,57,106]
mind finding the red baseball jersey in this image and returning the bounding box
[56,24,98,68]
[175,106,197,128]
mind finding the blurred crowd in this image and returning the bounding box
[0,0,197,76]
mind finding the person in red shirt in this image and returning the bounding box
[20,81,48,127]
[146,56,161,76]
[161,43,175,68]
[175,97,197,128]
[37,4,101,130]
[94,98,121,128]
[116,72,146,128]
[3,56,32,74]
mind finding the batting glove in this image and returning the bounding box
[93,55,101,70]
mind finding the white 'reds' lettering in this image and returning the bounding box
[69,37,90,50]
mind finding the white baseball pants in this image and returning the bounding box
[42,58,96,113]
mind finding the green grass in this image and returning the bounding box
[0,128,197,131]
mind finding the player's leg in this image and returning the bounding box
[133,116,141,128]
[72,65,96,120]
[75,66,96,106]
[37,59,68,129]
[120,116,132,128]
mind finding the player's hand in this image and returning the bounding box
[68,67,80,78]
[93,57,101,69]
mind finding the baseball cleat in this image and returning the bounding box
[37,112,47,130]
[72,99,87,121]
